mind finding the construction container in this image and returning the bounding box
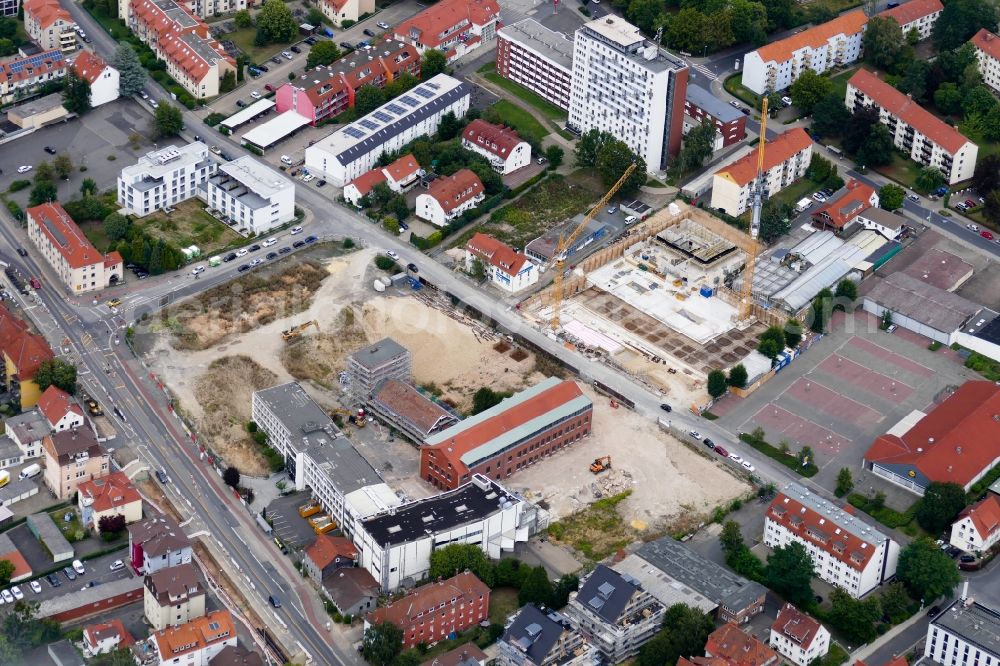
[699,285,714,298]
[298,501,322,518]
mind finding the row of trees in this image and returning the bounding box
[102,210,188,275]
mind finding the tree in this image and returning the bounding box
[80,178,98,197]
[835,467,854,497]
[897,538,961,601]
[835,278,857,303]
[428,544,495,586]
[828,588,882,644]
[52,153,73,180]
[728,364,748,389]
[933,0,999,51]
[730,0,768,46]
[672,119,717,177]
[0,560,13,586]
[879,184,905,211]
[98,513,127,534]
[255,0,297,44]
[29,181,58,206]
[469,256,486,280]
[842,107,880,155]
[2,599,60,653]
[759,326,786,354]
[963,85,998,118]
[354,85,386,116]
[626,0,663,36]
[545,145,564,169]
[306,7,324,26]
[153,103,183,138]
[973,154,1000,198]
[790,69,833,114]
[707,369,728,398]
[863,17,904,70]
[811,93,852,137]
[113,44,146,97]
[757,338,781,360]
[575,129,615,167]
[810,289,833,333]
[384,72,418,99]
[471,387,512,415]
[223,466,240,489]
[595,139,646,198]
[720,520,745,555]
[899,60,931,101]
[934,82,964,115]
[62,71,92,115]
[437,110,462,140]
[760,198,792,243]
[806,153,834,183]
[234,8,253,27]
[916,482,967,534]
[637,604,716,666]
[306,40,342,69]
[915,166,947,193]
[880,582,912,623]
[220,70,236,93]
[362,622,403,666]
[784,319,803,349]
[550,574,579,609]
[857,124,895,167]
[986,190,1000,226]
[421,49,447,78]
[33,359,77,394]
[764,542,815,607]
[519,566,554,606]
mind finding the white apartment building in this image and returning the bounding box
[0,0,18,17]
[769,604,830,666]
[742,10,867,94]
[143,563,206,631]
[26,203,124,294]
[461,119,532,174]
[568,16,688,173]
[354,474,542,592]
[305,74,470,187]
[0,50,67,105]
[925,592,1000,666]
[950,494,1000,554]
[878,0,943,41]
[342,154,422,206]
[711,128,813,217]
[972,29,1000,95]
[117,143,217,217]
[466,232,539,293]
[203,156,295,235]
[416,169,485,227]
[319,0,373,26]
[496,18,575,112]
[847,69,978,184]
[764,482,900,598]
[72,50,119,107]
[121,0,245,21]
[23,0,77,53]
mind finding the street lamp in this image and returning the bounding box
[703,44,708,58]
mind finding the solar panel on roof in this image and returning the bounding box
[359,119,379,130]
[413,87,434,99]
[425,81,440,90]
[399,96,418,107]
[373,111,393,122]
[8,51,63,74]
[386,103,407,115]
[344,127,366,139]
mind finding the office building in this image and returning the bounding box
[465,233,539,293]
[72,50,119,106]
[684,84,746,149]
[496,19,574,111]
[23,0,77,53]
[0,50,67,104]
[925,592,1000,666]
[346,338,411,402]
[117,143,217,217]
[764,482,899,598]
[568,16,688,172]
[741,10,867,95]
[711,128,813,217]
[846,69,978,184]
[497,604,596,666]
[878,0,943,41]
[305,74,470,186]
[769,604,830,666]
[143,563,206,631]
[972,29,1000,95]
[392,0,500,63]
[421,377,592,490]
[203,156,295,235]
[26,203,124,294]
[461,119,532,174]
[416,169,485,227]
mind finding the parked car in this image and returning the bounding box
[377,21,390,29]
[236,100,248,108]
[729,100,740,109]
[249,258,263,267]
[304,37,317,45]
[16,248,27,257]
[63,567,77,581]
[317,179,327,187]
[780,96,792,106]
[264,83,274,92]
[928,606,941,618]
[742,461,756,472]
[271,56,282,64]
[249,244,261,252]
[29,581,41,594]
[237,264,251,273]
[223,252,237,262]
[399,221,409,231]
[250,90,261,99]
[290,226,304,235]
[46,574,61,587]
[703,439,715,449]
[0,590,12,603]
[340,41,352,49]
[191,265,205,275]
[386,250,399,260]
[266,252,278,260]
[110,560,125,571]
[965,199,977,208]
[960,555,976,563]
[304,235,318,244]
[262,237,277,247]
[688,430,701,439]
[729,453,744,464]
[72,559,85,575]
[812,192,827,202]
[292,240,305,248]
[256,64,269,72]
[278,246,292,254]
[907,193,920,203]
[982,231,994,241]
[16,165,32,174]
[363,28,375,36]
[967,223,980,232]
[659,403,671,412]
[714,446,729,457]
[44,146,57,155]
[282,51,293,59]
[290,45,301,53]
[11,586,23,600]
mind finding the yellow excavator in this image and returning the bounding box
[590,456,612,474]
[333,407,367,428]
[282,320,319,342]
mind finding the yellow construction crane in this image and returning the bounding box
[740,96,769,322]
[549,163,639,330]
[281,320,319,342]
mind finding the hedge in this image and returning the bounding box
[738,432,817,477]
[847,493,920,529]
[8,180,30,193]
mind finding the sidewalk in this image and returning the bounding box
[850,606,926,663]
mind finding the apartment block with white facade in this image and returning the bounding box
[23,0,77,53]
[741,10,867,94]
[711,128,813,217]
[568,16,688,173]
[117,143,217,217]
[950,494,1000,554]
[203,156,295,235]
[26,203,124,294]
[461,119,531,174]
[925,593,1000,666]
[416,169,485,227]
[878,0,943,41]
[496,18,574,111]
[764,482,900,598]
[465,233,538,293]
[305,74,470,187]
[846,69,978,184]
[972,29,1000,95]
[769,604,830,666]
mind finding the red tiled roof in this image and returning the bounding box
[754,10,867,64]
[78,471,142,514]
[37,385,83,426]
[971,29,1000,62]
[24,0,74,30]
[0,547,31,582]
[346,167,388,196]
[305,534,358,569]
[813,179,877,229]
[767,491,879,570]
[393,0,500,49]
[84,619,134,651]
[0,303,54,380]
[0,50,67,87]
[152,610,234,659]
[384,154,421,184]
[466,232,529,278]
[299,42,418,108]
[130,0,233,85]
[715,128,812,187]
[878,0,943,26]
[848,69,972,154]
[368,572,488,627]
[462,119,525,159]
[73,50,110,85]
[705,624,779,666]
[772,604,823,651]
[27,202,108,269]
[865,381,1000,488]
[956,492,1000,541]
[678,658,733,666]
[426,169,484,214]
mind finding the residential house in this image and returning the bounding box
[705,623,779,666]
[366,572,490,649]
[711,128,813,217]
[856,207,906,240]
[202,156,296,236]
[812,179,879,233]
[950,494,1000,554]
[133,610,236,666]
[83,619,134,656]
[392,0,501,63]
[564,565,664,662]
[78,471,143,531]
[0,303,54,409]
[72,49,119,106]
[41,427,109,500]
[318,0,374,26]
[741,10,867,94]
[23,0,77,53]
[37,385,84,432]
[423,644,488,666]
[128,515,193,574]
[144,563,207,630]
[5,408,50,459]
[343,154,422,206]
[972,29,1000,95]
[461,120,531,174]
[321,566,380,616]
[878,0,943,41]
[0,50,68,104]
[303,534,357,581]
[846,69,978,184]
[416,169,485,227]
[465,233,539,293]
[496,19,574,111]
[769,604,830,666]
[497,604,596,666]
[26,203,124,293]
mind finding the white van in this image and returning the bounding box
[280,155,293,165]
[18,464,40,480]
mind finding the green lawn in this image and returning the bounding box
[724,73,759,108]
[138,199,242,254]
[827,66,860,100]
[872,152,925,192]
[491,99,550,145]
[79,221,113,253]
[221,27,288,64]
[489,587,519,625]
[482,69,567,122]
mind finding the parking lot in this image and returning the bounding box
[265,490,319,551]
[2,547,133,603]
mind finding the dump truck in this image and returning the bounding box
[282,320,319,342]
[589,456,611,474]
[298,501,322,518]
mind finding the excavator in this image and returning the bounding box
[332,407,367,428]
[281,320,319,342]
[590,456,612,474]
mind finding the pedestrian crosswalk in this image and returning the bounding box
[688,62,717,81]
